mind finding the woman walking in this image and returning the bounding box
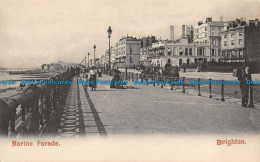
[89,66,97,91]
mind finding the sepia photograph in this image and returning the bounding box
[0,0,260,161]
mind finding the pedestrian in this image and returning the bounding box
[82,69,88,89]
[237,65,252,107]
[89,66,97,91]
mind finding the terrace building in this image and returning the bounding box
[113,36,141,68]
[139,36,157,64]
[193,17,228,62]
[220,18,260,63]
[165,35,195,67]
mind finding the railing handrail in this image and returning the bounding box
[0,70,73,137]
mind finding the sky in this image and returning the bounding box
[0,0,259,68]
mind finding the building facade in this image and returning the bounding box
[193,17,227,62]
[165,36,195,67]
[114,36,141,68]
[220,18,260,63]
[139,36,157,64]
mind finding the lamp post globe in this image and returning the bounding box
[93,44,96,66]
[88,52,90,69]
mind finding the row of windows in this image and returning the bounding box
[223,32,243,38]
[224,39,243,46]
[195,27,207,33]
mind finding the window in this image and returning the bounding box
[205,33,207,37]
[213,40,216,45]
[189,48,192,55]
[218,49,220,56]
[238,50,242,58]
[231,40,235,46]
[168,48,171,55]
[224,35,227,38]
[239,32,242,36]
[129,56,133,63]
[224,41,227,46]
[130,46,133,55]
[179,48,183,55]
[205,27,207,31]
[185,48,188,55]
[212,49,215,56]
[239,39,242,45]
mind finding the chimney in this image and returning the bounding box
[170,26,174,41]
[198,21,203,26]
[249,20,255,27]
[182,25,186,36]
[206,17,212,23]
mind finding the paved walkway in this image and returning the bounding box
[55,75,260,136]
[56,77,106,138]
[88,75,260,135]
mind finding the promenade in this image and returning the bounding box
[54,75,260,137]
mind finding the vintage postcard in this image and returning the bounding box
[0,0,260,161]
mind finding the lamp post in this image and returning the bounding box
[85,57,86,67]
[93,44,96,66]
[107,26,112,71]
[88,52,90,69]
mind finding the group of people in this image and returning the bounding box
[70,62,253,107]
[81,66,98,91]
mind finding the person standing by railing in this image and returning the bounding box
[237,65,252,107]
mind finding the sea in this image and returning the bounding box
[0,70,55,90]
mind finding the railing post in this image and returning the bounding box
[209,79,212,98]
[0,99,11,136]
[161,75,163,88]
[10,109,16,132]
[128,73,130,81]
[30,98,40,135]
[152,74,155,86]
[198,78,201,96]
[182,77,185,93]
[248,84,254,108]
[221,80,225,102]
[21,104,26,121]
[171,77,173,90]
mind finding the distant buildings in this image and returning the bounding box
[98,17,259,70]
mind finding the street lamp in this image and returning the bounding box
[85,57,86,67]
[107,26,112,70]
[93,44,96,66]
[88,52,90,69]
